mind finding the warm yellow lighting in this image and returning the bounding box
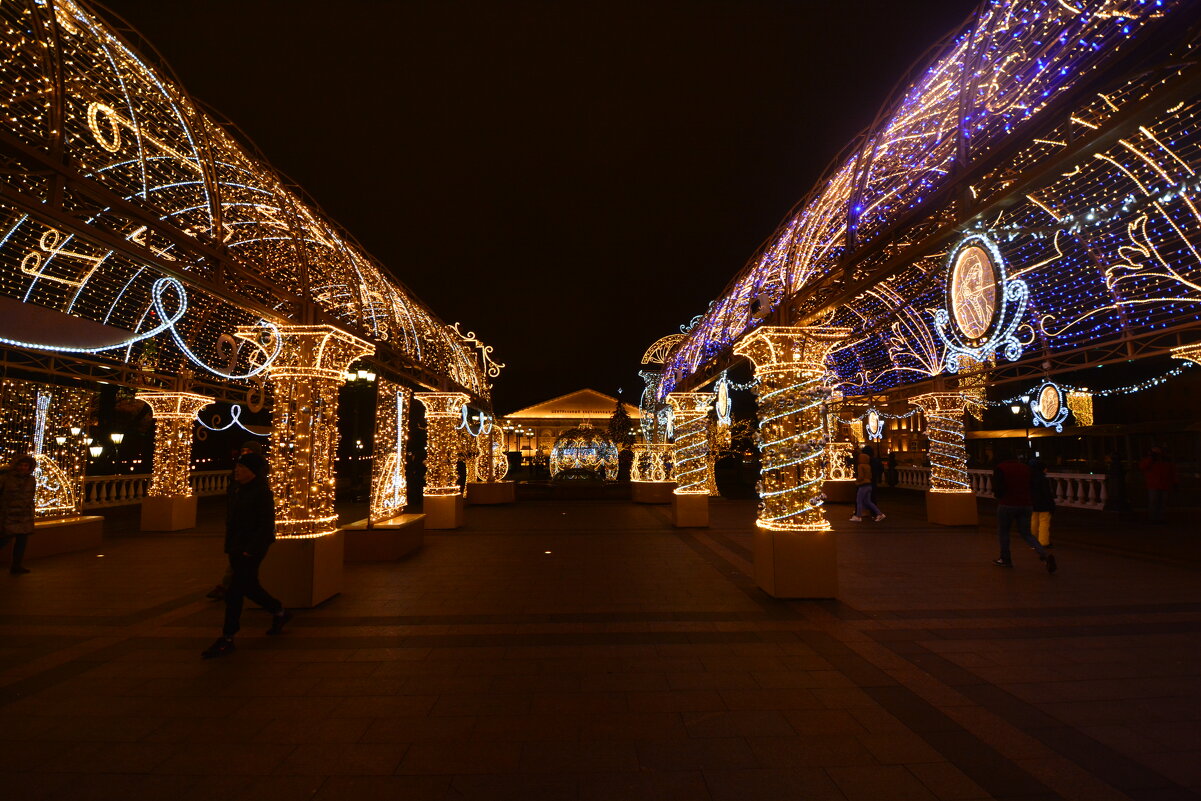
[1066,390,1094,426]
[368,380,411,523]
[630,442,671,482]
[666,392,715,494]
[236,325,374,539]
[109,432,124,444]
[0,380,91,519]
[909,392,973,494]
[734,325,850,532]
[137,392,213,498]
[416,392,470,497]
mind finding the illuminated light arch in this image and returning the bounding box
[660,0,1201,399]
[0,0,489,398]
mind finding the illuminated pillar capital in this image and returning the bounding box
[734,325,851,533]
[235,325,374,539]
[416,392,470,496]
[909,391,971,494]
[137,391,213,498]
[666,392,714,494]
[1171,342,1201,367]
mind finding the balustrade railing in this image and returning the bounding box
[82,470,230,509]
[891,466,1106,510]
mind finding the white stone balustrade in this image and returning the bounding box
[82,470,230,509]
[891,466,1106,510]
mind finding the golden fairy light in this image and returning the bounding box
[136,392,213,498]
[734,325,850,532]
[1066,390,1093,427]
[416,392,470,497]
[666,392,715,494]
[368,379,410,523]
[0,380,91,519]
[909,392,972,493]
[630,442,671,482]
[236,325,374,539]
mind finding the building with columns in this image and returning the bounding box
[501,389,640,461]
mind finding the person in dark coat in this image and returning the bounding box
[1028,458,1055,549]
[993,449,1056,573]
[202,452,290,658]
[0,454,37,575]
[207,440,268,601]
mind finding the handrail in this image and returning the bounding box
[82,470,229,509]
[894,466,1107,510]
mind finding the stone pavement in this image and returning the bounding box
[0,491,1199,801]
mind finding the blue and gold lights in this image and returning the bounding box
[909,393,972,494]
[735,326,849,532]
[935,234,1028,372]
[665,393,715,495]
[1030,381,1069,432]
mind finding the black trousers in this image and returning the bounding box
[223,552,282,637]
[0,533,28,569]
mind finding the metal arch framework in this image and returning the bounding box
[662,0,1201,398]
[0,0,490,401]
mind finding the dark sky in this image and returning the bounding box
[96,0,980,414]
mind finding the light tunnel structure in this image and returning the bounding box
[662,0,1201,398]
[0,0,489,400]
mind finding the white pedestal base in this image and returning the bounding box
[671,492,709,527]
[140,495,198,531]
[467,481,516,504]
[259,532,344,608]
[632,482,675,504]
[342,514,425,561]
[423,494,465,529]
[925,490,979,526]
[753,528,838,599]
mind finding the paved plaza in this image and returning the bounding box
[1,492,1199,801]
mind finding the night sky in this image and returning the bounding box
[97,0,980,414]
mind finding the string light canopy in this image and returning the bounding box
[0,0,489,400]
[660,0,1201,401]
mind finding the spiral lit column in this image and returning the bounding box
[734,325,848,532]
[909,391,978,525]
[666,392,714,494]
[734,325,848,599]
[137,391,213,531]
[416,392,470,528]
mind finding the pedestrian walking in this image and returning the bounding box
[849,450,885,523]
[1104,453,1129,512]
[1139,446,1176,523]
[0,454,37,575]
[207,440,267,600]
[992,449,1056,572]
[1029,458,1055,549]
[202,451,291,659]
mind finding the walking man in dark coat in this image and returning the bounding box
[992,449,1057,573]
[202,452,291,658]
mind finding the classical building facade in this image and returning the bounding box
[502,389,639,460]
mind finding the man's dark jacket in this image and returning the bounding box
[225,478,276,556]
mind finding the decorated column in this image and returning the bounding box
[343,379,424,562]
[416,392,470,528]
[466,415,515,505]
[909,391,977,525]
[137,391,212,531]
[734,325,849,598]
[235,324,374,606]
[666,391,715,526]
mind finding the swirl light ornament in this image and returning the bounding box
[909,393,972,494]
[734,326,849,532]
[665,393,715,495]
[550,425,618,480]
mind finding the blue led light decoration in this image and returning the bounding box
[1029,381,1069,432]
[864,409,884,441]
[934,234,1028,373]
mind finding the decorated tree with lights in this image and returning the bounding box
[607,398,635,450]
